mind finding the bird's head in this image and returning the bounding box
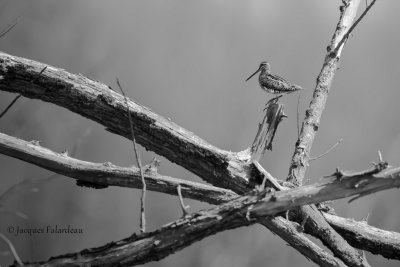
[259,61,270,72]
[246,61,270,82]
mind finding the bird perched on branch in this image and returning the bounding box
[246,61,303,95]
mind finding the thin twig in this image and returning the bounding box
[0,18,19,39]
[116,78,146,233]
[0,233,23,266]
[0,95,21,119]
[177,184,190,217]
[334,0,377,54]
[297,95,301,138]
[310,138,343,161]
[299,214,310,232]
[0,66,47,120]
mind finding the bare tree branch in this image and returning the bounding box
[260,217,346,267]
[16,162,400,266]
[0,132,236,205]
[0,66,46,119]
[284,0,378,265]
[323,213,400,260]
[0,132,347,266]
[2,131,398,261]
[0,51,253,194]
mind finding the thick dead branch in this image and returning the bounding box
[2,128,400,260]
[1,51,350,264]
[0,51,254,194]
[0,132,236,205]
[260,217,346,267]
[0,133,345,266]
[16,163,400,266]
[323,213,400,260]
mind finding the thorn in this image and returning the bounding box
[177,184,190,217]
[102,162,114,167]
[325,167,344,180]
[29,140,42,146]
[361,213,370,224]
[144,158,160,174]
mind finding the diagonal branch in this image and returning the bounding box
[287,0,365,186]
[323,213,400,260]
[0,51,255,193]
[2,131,400,260]
[284,0,377,265]
[1,52,336,263]
[17,163,400,267]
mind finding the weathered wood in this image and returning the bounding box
[3,132,398,261]
[250,96,286,162]
[17,163,400,266]
[0,132,236,205]
[0,51,253,193]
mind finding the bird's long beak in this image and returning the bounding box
[245,67,261,82]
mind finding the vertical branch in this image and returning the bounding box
[116,78,146,233]
[284,1,377,266]
[287,0,367,186]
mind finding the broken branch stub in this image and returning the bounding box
[250,96,286,162]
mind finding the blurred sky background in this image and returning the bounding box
[0,0,400,266]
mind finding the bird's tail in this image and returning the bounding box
[292,84,303,91]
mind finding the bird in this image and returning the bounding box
[246,61,303,95]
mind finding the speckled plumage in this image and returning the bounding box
[246,62,303,94]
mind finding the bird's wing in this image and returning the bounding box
[267,74,290,89]
[270,74,288,83]
[268,74,302,90]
